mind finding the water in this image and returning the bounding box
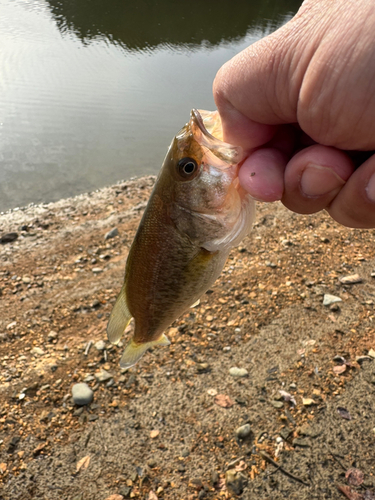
[0,0,300,212]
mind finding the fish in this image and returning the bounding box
[107,109,255,369]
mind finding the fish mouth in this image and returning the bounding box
[190,109,243,165]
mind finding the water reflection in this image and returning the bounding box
[46,0,301,51]
[0,0,301,212]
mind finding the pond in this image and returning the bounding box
[0,0,301,212]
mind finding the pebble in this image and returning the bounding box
[339,273,362,284]
[147,458,157,468]
[95,369,113,382]
[229,367,248,377]
[225,469,245,496]
[0,232,18,244]
[207,388,217,396]
[323,294,342,306]
[104,227,119,240]
[279,428,291,440]
[196,363,210,373]
[368,349,375,359]
[31,347,45,356]
[292,437,311,448]
[356,355,372,364]
[302,398,315,406]
[72,383,94,405]
[181,447,190,457]
[119,487,131,497]
[223,346,231,352]
[271,400,284,409]
[92,267,103,274]
[211,471,219,485]
[235,423,251,439]
[48,330,58,340]
[94,340,106,351]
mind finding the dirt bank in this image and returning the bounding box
[0,176,374,500]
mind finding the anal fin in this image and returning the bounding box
[107,285,132,344]
[120,333,170,370]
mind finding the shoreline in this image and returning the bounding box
[1,175,375,499]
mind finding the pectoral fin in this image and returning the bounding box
[191,299,200,308]
[120,334,170,370]
[107,286,132,344]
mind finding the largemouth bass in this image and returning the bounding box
[107,109,255,369]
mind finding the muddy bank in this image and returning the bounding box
[0,176,374,500]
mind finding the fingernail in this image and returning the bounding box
[366,173,375,202]
[301,164,345,197]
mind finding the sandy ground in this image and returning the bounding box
[0,176,374,500]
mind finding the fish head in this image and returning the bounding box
[159,109,255,251]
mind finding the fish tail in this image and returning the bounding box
[107,286,132,344]
[120,333,170,370]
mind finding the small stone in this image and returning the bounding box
[211,471,219,485]
[181,447,190,457]
[235,423,251,439]
[225,469,245,496]
[104,495,124,500]
[271,400,284,409]
[207,388,218,396]
[31,347,45,356]
[302,398,315,406]
[0,232,18,244]
[94,340,106,351]
[293,437,311,448]
[190,477,203,489]
[104,228,119,240]
[147,458,157,468]
[196,363,210,373]
[177,464,186,472]
[368,349,375,359]
[339,274,362,284]
[323,294,342,306]
[119,487,131,498]
[279,428,292,440]
[229,367,248,377]
[356,355,372,364]
[48,330,58,340]
[72,383,94,405]
[92,267,103,274]
[95,369,113,382]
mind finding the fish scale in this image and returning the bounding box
[107,109,255,369]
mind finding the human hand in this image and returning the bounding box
[213,0,375,228]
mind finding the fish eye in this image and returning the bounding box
[177,157,199,179]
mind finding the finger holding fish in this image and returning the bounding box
[107,109,255,369]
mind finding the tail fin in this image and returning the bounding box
[107,286,132,344]
[120,334,170,370]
